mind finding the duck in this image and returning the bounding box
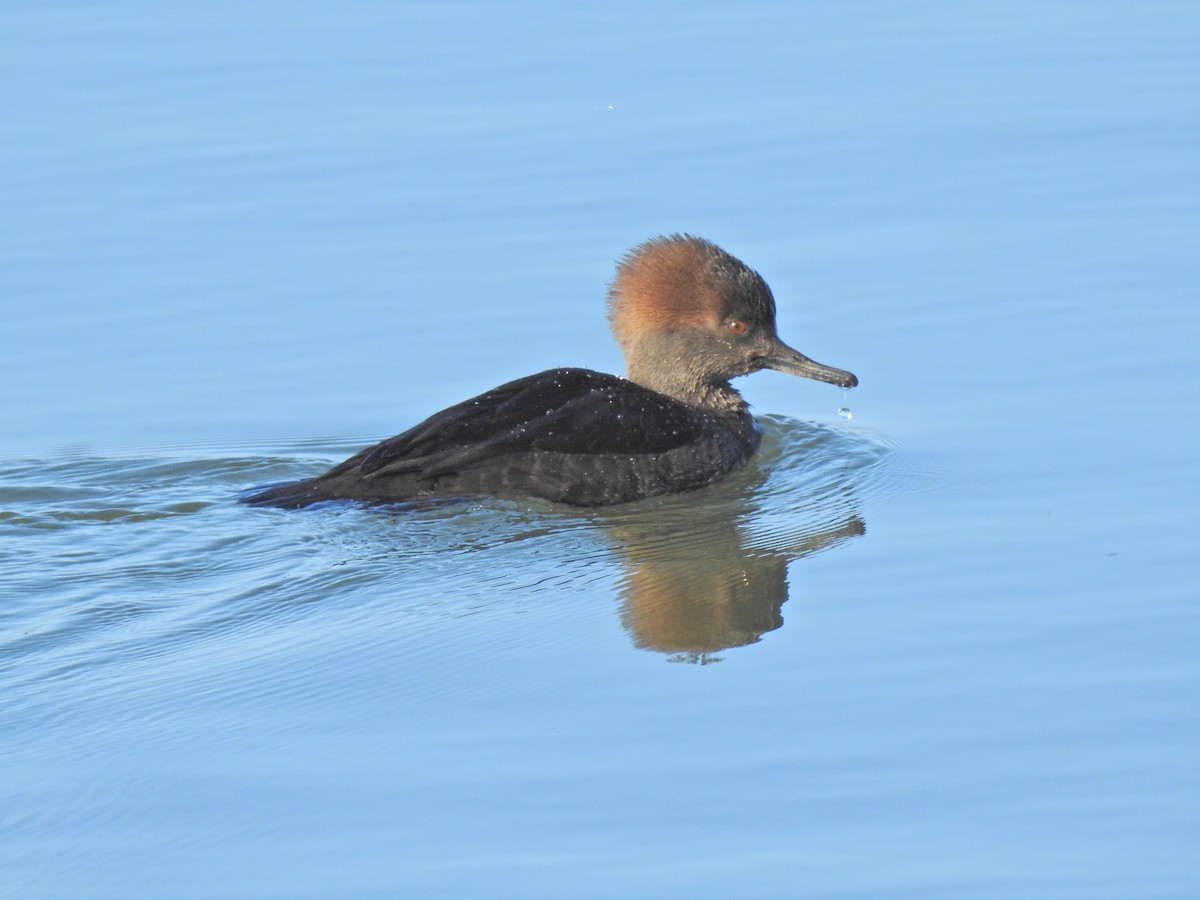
[243,234,857,508]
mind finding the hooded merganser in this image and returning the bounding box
[244,235,857,508]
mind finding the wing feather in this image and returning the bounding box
[350,368,710,482]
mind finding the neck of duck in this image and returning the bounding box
[623,334,752,421]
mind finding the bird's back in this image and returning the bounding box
[243,368,759,509]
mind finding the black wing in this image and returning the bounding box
[342,368,712,481]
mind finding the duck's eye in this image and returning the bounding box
[727,319,747,335]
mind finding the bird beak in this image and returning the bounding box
[763,339,858,388]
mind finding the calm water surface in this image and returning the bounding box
[3,1,1198,898]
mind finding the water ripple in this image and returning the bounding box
[1,418,914,693]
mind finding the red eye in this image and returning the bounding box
[727,320,747,335]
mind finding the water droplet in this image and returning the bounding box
[838,387,854,420]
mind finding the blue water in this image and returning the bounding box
[3,1,1198,897]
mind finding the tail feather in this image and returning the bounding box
[240,478,327,509]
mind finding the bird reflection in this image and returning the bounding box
[304,422,875,663]
[594,470,866,662]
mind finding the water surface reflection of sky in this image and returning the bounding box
[2,1,1197,897]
